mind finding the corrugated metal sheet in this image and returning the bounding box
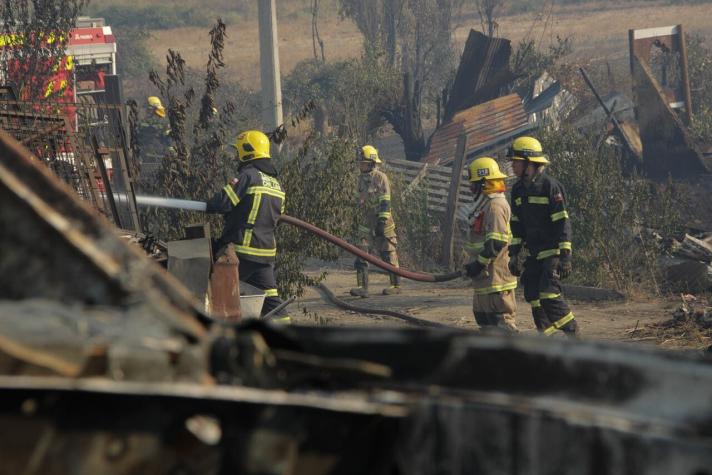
[424,94,528,165]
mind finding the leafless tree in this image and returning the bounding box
[311,0,326,63]
[339,0,457,161]
[474,0,503,38]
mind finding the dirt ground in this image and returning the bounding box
[287,262,704,351]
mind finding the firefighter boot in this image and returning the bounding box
[350,267,370,298]
[474,312,491,328]
[561,317,580,339]
[383,272,401,295]
[489,313,517,332]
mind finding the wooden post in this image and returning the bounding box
[441,134,467,269]
[678,24,694,126]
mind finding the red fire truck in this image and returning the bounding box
[66,17,117,103]
[1,16,117,107]
[1,17,119,190]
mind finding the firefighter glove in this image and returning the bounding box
[375,219,386,237]
[508,254,523,277]
[559,250,572,279]
[465,260,485,278]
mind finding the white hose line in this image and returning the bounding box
[108,193,208,212]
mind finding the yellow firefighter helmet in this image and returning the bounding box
[147,96,166,118]
[468,157,508,182]
[234,130,271,162]
[359,145,382,164]
[506,136,550,164]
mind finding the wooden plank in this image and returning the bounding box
[388,167,465,186]
[406,163,430,192]
[435,188,471,199]
[441,135,467,269]
[387,158,452,174]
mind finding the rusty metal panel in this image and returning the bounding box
[631,54,710,178]
[444,29,515,121]
[629,25,693,124]
[424,94,528,165]
[209,246,242,321]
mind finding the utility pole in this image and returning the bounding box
[258,0,283,133]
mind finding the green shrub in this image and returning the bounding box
[687,34,712,145]
[275,134,358,297]
[385,169,443,271]
[139,21,258,242]
[541,126,683,294]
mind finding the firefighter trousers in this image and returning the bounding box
[238,258,289,322]
[354,236,399,282]
[521,256,577,336]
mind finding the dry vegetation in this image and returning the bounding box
[91,0,712,345]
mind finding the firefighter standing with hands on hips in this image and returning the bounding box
[463,157,519,331]
[508,136,579,337]
[205,130,290,324]
[350,145,401,297]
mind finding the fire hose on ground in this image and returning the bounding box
[124,194,462,325]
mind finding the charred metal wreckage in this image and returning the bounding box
[3,120,712,474]
[1,19,712,472]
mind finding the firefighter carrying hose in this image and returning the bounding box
[350,145,401,297]
[508,136,579,337]
[464,157,518,331]
[205,130,290,323]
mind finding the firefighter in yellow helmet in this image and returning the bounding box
[464,157,518,331]
[147,96,166,118]
[350,145,400,297]
[508,136,578,337]
[139,96,171,156]
[205,130,290,323]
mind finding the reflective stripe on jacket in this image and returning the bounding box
[510,170,572,259]
[467,193,517,294]
[206,161,284,263]
[357,168,396,238]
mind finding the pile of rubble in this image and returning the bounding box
[638,294,712,350]
[671,294,712,329]
[662,233,712,293]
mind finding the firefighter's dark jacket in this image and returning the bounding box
[510,170,572,260]
[206,160,285,263]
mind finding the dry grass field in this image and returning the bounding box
[89,0,712,90]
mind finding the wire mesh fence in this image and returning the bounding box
[0,97,141,231]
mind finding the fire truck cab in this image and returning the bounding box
[67,17,117,103]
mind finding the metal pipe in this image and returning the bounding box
[131,194,463,283]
